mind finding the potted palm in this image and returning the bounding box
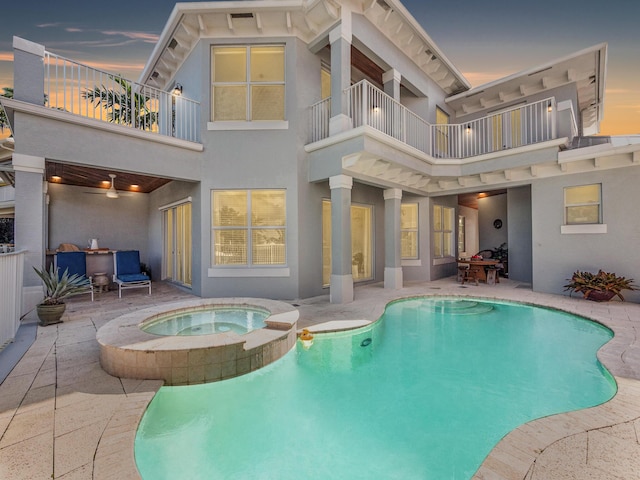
[33,264,91,325]
[564,270,637,302]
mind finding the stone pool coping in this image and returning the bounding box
[3,279,640,480]
[97,297,298,386]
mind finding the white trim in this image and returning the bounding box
[561,224,607,234]
[207,121,288,131]
[382,69,401,85]
[402,259,422,267]
[2,98,203,152]
[208,267,290,278]
[383,188,402,200]
[158,196,192,211]
[12,153,45,174]
[433,257,456,266]
[329,174,353,190]
[13,36,44,57]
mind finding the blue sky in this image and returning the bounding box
[1,0,638,133]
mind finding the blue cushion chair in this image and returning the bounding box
[55,251,94,301]
[113,250,151,298]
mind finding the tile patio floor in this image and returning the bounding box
[1,278,640,479]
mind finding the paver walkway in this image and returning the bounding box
[1,279,639,479]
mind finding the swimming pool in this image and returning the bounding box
[141,307,268,336]
[135,297,616,479]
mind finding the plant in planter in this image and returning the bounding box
[564,270,637,302]
[33,264,91,326]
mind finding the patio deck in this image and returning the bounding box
[1,278,639,479]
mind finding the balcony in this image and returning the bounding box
[309,80,573,160]
[43,51,201,143]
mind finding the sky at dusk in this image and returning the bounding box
[1,0,638,135]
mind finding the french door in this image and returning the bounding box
[162,201,192,287]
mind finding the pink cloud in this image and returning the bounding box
[101,31,159,43]
[66,28,83,33]
[0,52,13,62]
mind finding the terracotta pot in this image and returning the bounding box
[36,303,66,326]
[586,291,616,302]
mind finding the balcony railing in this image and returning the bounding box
[310,80,560,159]
[0,249,24,350]
[44,52,201,143]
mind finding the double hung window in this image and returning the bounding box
[433,205,454,258]
[212,190,286,266]
[211,45,285,122]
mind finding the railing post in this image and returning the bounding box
[362,81,368,128]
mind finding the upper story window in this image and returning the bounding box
[211,45,285,122]
[434,106,449,156]
[321,67,331,100]
[564,184,601,225]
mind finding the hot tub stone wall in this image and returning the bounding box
[97,298,298,386]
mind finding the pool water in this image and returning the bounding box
[135,298,616,479]
[141,307,268,336]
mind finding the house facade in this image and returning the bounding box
[2,0,640,313]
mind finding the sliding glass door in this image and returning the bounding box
[162,201,192,287]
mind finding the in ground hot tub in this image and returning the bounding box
[141,307,269,336]
[97,298,298,385]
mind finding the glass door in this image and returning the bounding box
[162,201,192,287]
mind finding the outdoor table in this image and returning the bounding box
[457,259,500,283]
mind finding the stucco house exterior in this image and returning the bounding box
[2,0,640,315]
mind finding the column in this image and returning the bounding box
[329,175,353,304]
[382,69,401,102]
[384,188,403,290]
[328,14,352,136]
[13,153,47,316]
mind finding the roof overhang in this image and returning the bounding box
[445,43,607,135]
[139,0,470,95]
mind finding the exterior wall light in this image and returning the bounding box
[466,124,471,134]
[173,83,183,96]
[547,101,552,112]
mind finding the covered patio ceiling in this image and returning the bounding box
[45,162,172,194]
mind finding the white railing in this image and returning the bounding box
[344,80,431,155]
[44,52,201,143]
[311,80,561,159]
[0,249,24,350]
[309,97,331,143]
[432,97,556,159]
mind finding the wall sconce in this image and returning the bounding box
[172,83,183,96]
[466,124,471,134]
[372,105,380,113]
[547,101,552,113]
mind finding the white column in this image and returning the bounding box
[384,188,403,289]
[382,69,401,102]
[328,15,353,136]
[13,153,47,316]
[329,174,353,304]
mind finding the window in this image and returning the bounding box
[401,203,418,259]
[564,184,601,225]
[211,45,285,122]
[458,215,466,254]
[322,200,374,285]
[321,68,331,100]
[433,205,454,258]
[435,106,449,156]
[212,190,286,266]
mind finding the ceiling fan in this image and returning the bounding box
[105,174,119,198]
[84,173,130,198]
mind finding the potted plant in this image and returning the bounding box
[33,264,91,326]
[564,270,637,302]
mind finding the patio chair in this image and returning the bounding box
[55,251,94,301]
[113,250,151,298]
